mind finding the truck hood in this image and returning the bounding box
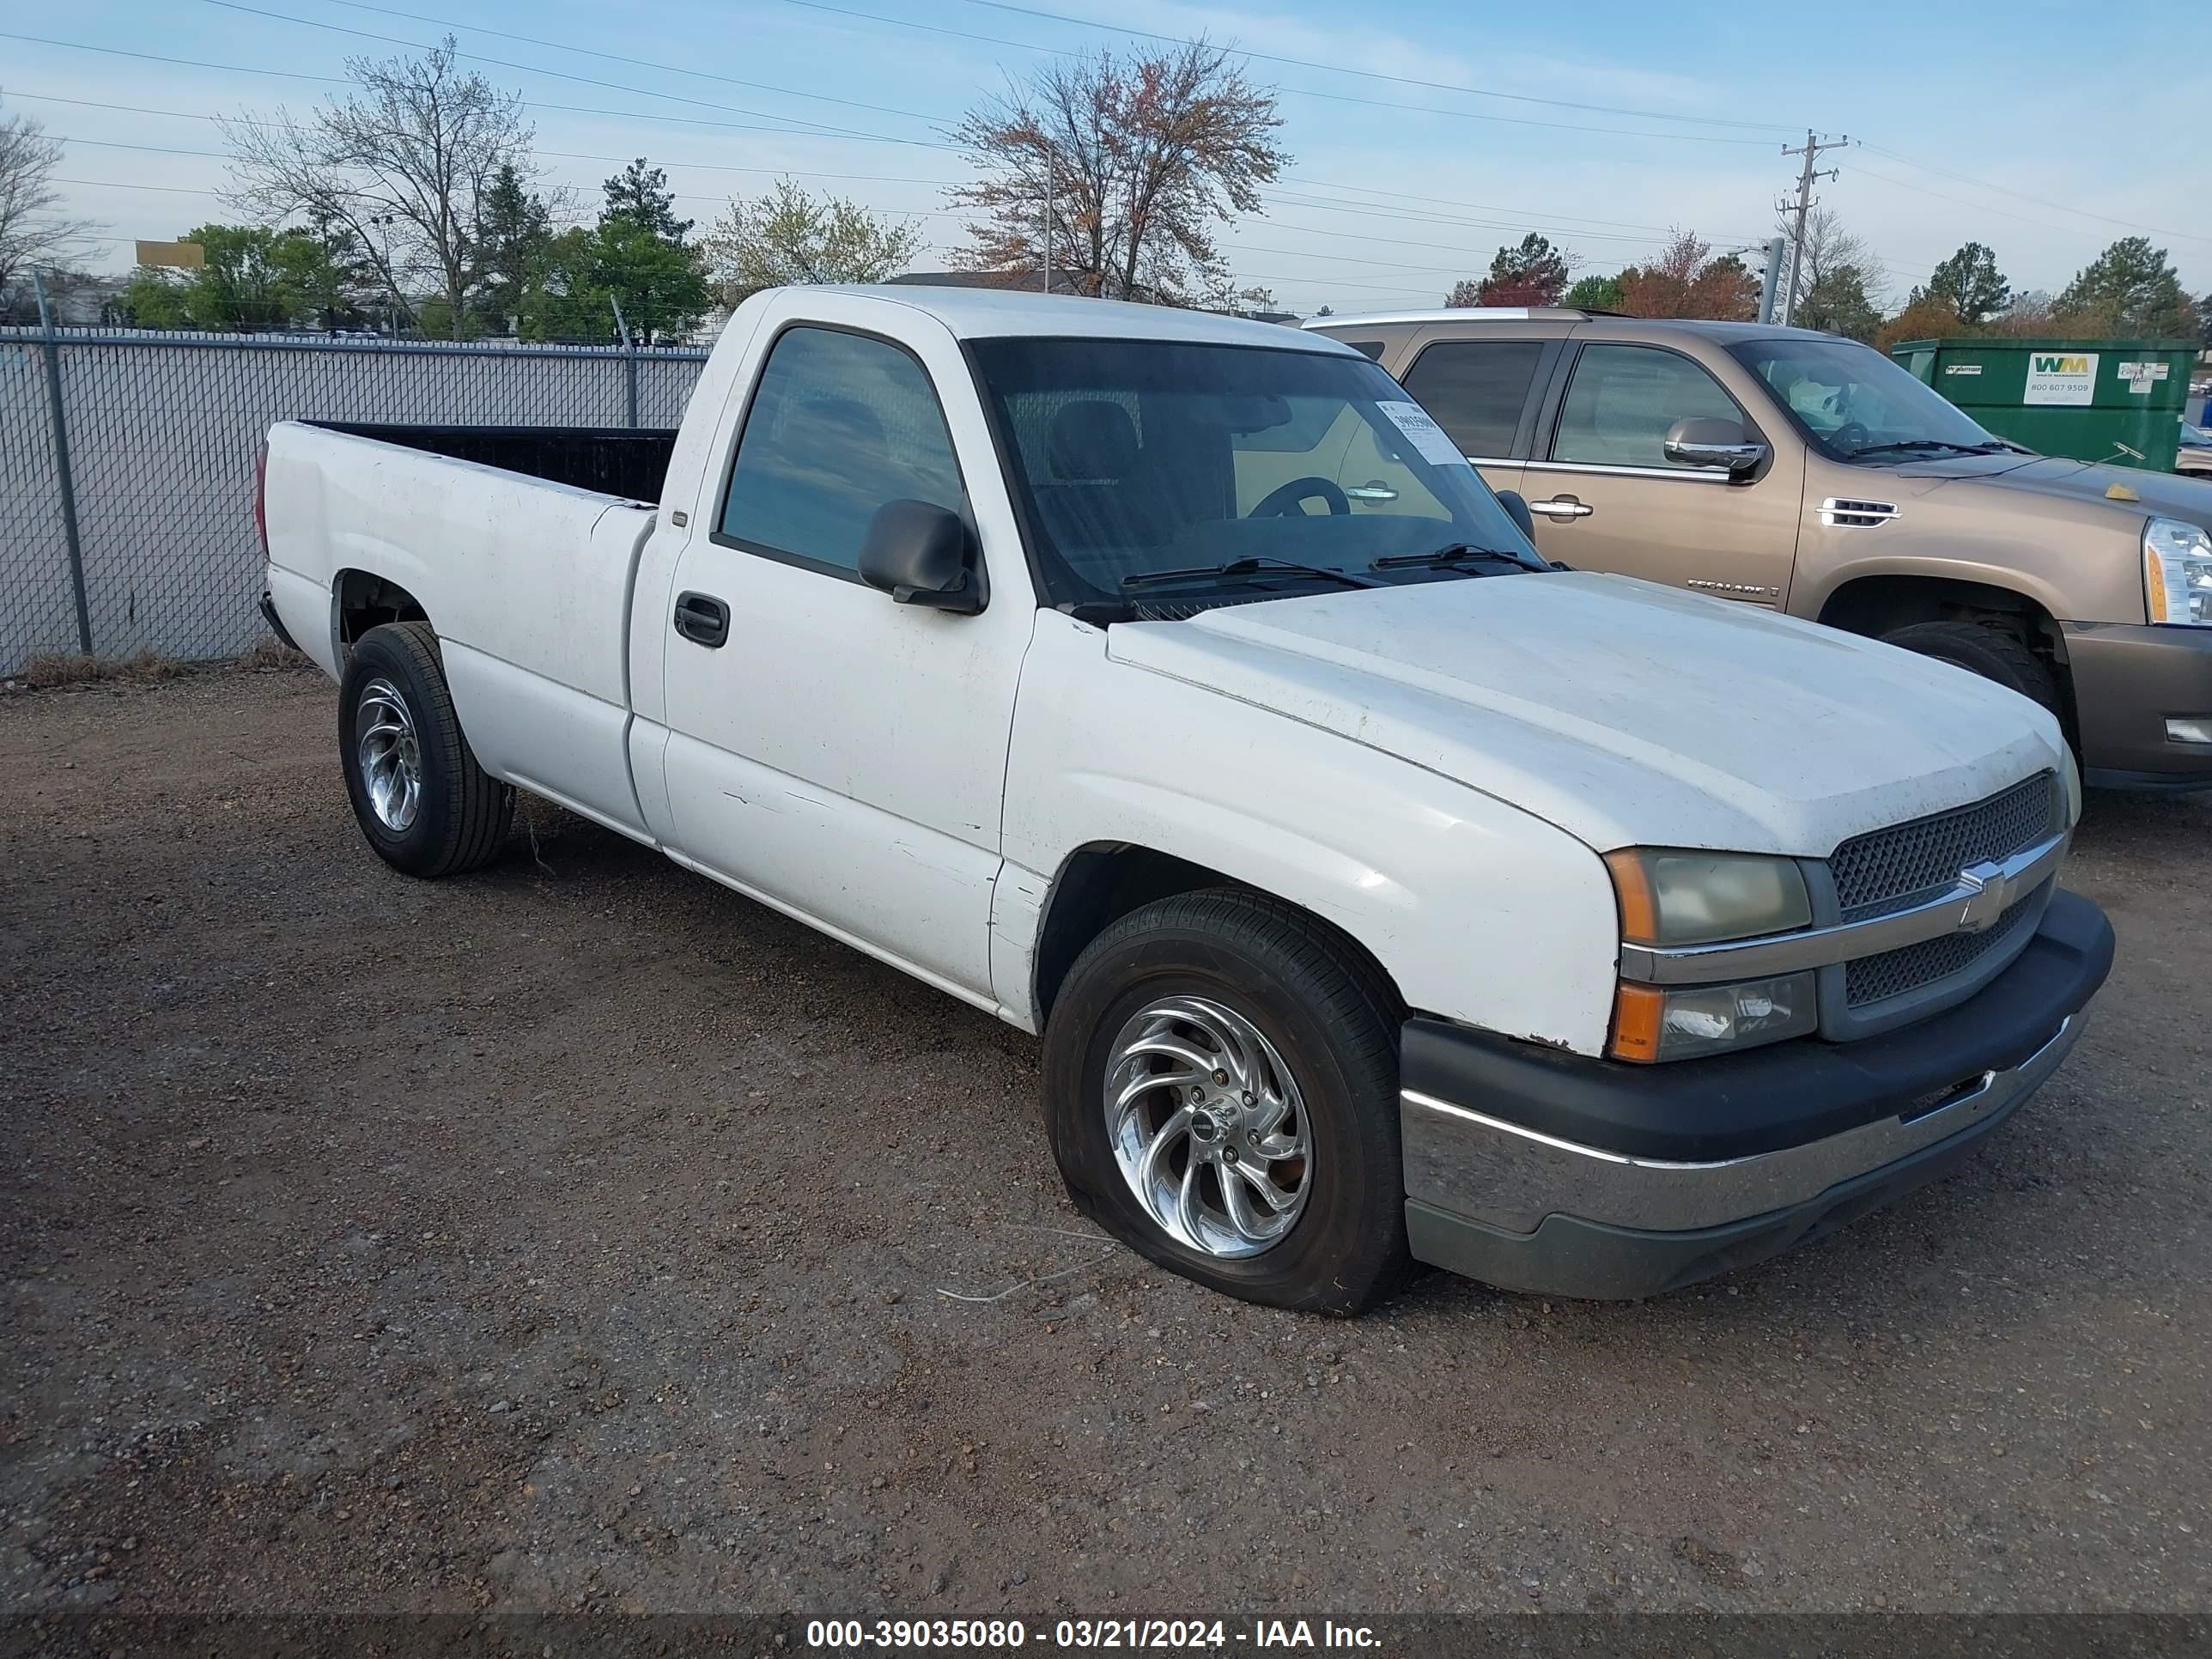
[1107,571,2067,855]
[1886,453,2212,526]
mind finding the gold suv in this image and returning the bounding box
[1308,308,2212,791]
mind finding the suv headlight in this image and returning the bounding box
[1603,849,1818,1062]
[2144,517,2212,626]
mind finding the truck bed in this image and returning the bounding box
[307,422,678,504]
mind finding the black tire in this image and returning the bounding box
[338,621,513,878]
[1881,619,2061,720]
[1042,889,1413,1315]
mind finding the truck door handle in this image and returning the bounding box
[673,591,729,648]
[1527,496,1594,520]
[1345,482,1399,502]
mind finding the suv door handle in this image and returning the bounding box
[1527,495,1594,520]
[1345,482,1399,502]
[673,590,729,648]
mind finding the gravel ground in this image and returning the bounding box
[3,669,2209,1620]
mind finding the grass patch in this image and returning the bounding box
[7,636,313,690]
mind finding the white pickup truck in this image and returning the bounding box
[259,286,2113,1312]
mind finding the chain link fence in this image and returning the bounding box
[1,326,711,674]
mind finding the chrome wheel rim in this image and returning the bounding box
[356,677,422,832]
[1103,994,1311,1259]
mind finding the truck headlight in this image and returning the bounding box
[1603,849,1817,1062]
[1610,973,1819,1063]
[2144,517,2212,627]
[1603,848,1811,945]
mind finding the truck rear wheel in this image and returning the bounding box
[338,621,513,878]
[1881,619,2061,720]
[1042,890,1413,1315]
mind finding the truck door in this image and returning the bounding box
[656,316,1034,1007]
[1516,340,1803,607]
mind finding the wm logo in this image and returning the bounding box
[2033,355,2092,374]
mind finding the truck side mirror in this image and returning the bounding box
[858,499,986,615]
[1493,489,1537,542]
[1663,416,1769,478]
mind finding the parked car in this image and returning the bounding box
[259,286,2112,1312]
[2178,422,2212,479]
[1306,308,2212,792]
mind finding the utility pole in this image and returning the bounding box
[1778,130,1846,326]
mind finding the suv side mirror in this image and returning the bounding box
[1493,489,1538,542]
[1663,416,1769,477]
[858,499,985,614]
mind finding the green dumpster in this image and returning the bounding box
[1890,336,2197,473]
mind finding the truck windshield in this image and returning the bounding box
[966,337,1547,607]
[1729,337,2014,463]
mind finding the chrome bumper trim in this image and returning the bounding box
[1401,1015,2081,1236]
[1618,831,2069,986]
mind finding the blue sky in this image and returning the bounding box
[10,0,2209,313]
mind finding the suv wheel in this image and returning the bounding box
[1882,619,2061,721]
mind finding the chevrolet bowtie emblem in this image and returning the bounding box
[1954,860,2010,933]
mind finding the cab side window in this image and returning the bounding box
[719,326,968,576]
[1401,341,1546,458]
[1551,343,1746,470]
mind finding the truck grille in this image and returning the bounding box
[1844,884,2045,1007]
[1831,772,2060,923]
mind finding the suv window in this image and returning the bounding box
[1401,341,1544,458]
[719,325,968,574]
[1552,343,1746,470]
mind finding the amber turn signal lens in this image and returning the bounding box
[1603,849,1660,944]
[1608,982,1664,1063]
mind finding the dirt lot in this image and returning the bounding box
[3,669,2209,1620]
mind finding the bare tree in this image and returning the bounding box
[948,40,1287,305]
[701,180,925,305]
[0,105,99,303]
[222,38,539,337]
[1776,205,1877,305]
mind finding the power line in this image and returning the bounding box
[933,0,1801,133]
[0,41,960,152]
[200,1,962,148]
[1857,142,2212,248]
[785,0,1777,147]
[49,127,967,191]
[1847,160,2203,252]
[301,0,951,125]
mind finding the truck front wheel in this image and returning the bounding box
[1042,890,1413,1315]
[338,621,513,878]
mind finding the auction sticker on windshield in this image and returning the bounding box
[1376,400,1471,466]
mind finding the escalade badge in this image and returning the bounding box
[1954,860,2011,933]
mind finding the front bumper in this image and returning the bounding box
[1401,889,2114,1300]
[2063,620,2212,790]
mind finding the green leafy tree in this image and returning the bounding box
[2055,237,2198,337]
[1476,233,1571,305]
[602,157,692,241]
[520,217,709,342]
[1563,272,1624,311]
[701,179,924,304]
[472,162,554,334]
[118,222,357,331]
[1797,264,1881,342]
[1914,241,2010,327]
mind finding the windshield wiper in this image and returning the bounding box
[1121,556,1380,591]
[1844,439,2014,460]
[1370,544,1531,573]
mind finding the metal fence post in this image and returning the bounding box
[611,295,639,429]
[32,272,94,656]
